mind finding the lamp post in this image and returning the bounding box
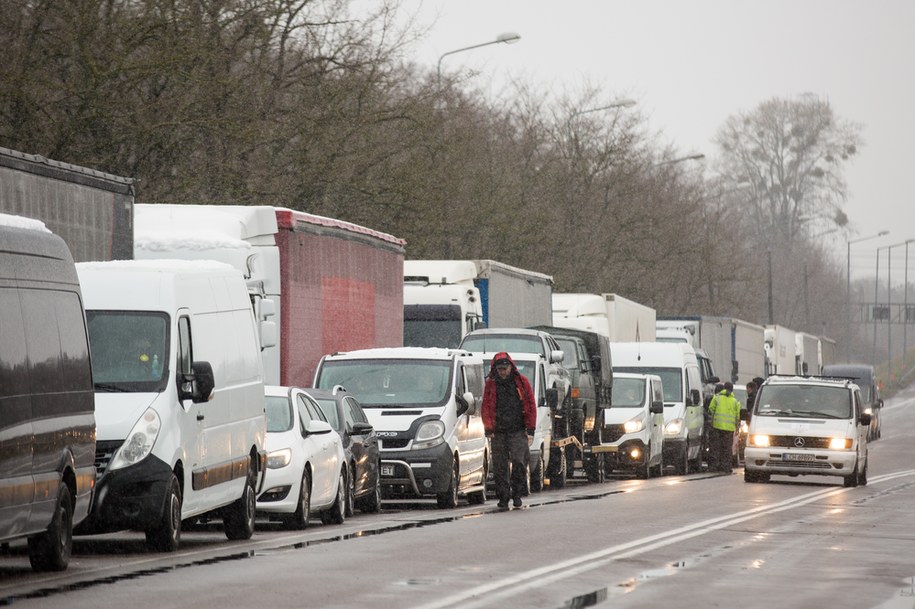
[436,32,521,85]
[846,230,889,360]
[884,238,915,374]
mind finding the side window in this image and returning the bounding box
[652,380,663,403]
[344,397,366,426]
[538,367,547,403]
[462,363,484,407]
[55,292,92,391]
[686,366,702,404]
[0,289,29,398]
[301,394,327,423]
[178,316,192,374]
[853,390,861,417]
[20,290,62,391]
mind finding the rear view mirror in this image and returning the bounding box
[690,389,702,406]
[352,422,374,435]
[859,412,872,427]
[649,400,664,414]
[181,360,215,403]
[457,391,476,416]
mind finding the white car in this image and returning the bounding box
[256,386,348,529]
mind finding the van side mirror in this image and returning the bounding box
[649,400,664,414]
[859,412,872,427]
[550,350,564,365]
[180,360,215,403]
[456,391,476,416]
[690,389,701,406]
[259,320,277,350]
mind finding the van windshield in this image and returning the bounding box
[86,311,169,391]
[316,359,453,407]
[461,334,545,357]
[755,385,851,419]
[612,378,646,407]
[616,367,681,403]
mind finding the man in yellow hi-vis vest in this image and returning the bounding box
[707,381,741,473]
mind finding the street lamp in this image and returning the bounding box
[846,230,889,360]
[883,238,915,373]
[436,32,521,85]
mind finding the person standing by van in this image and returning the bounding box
[707,382,740,473]
[482,352,536,509]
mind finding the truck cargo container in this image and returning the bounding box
[0,146,134,262]
[403,259,553,348]
[795,332,822,376]
[657,316,766,385]
[764,325,798,375]
[553,293,656,342]
[135,204,405,386]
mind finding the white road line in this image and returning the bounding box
[411,470,915,609]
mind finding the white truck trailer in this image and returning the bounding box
[403,259,553,348]
[765,325,798,376]
[657,316,766,385]
[552,293,656,342]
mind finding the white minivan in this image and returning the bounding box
[602,373,665,479]
[75,260,272,551]
[609,342,705,475]
[313,347,487,508]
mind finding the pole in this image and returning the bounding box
[767,248,774,325]
[846,240,852,361]
[888,246,893,379]
[872,248,880,368]
[906,242,910,367]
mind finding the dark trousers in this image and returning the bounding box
[709,427,734,473]
[491,431,530,502]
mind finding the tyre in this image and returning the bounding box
[285,469,312,530]
[652,452,664,478]
[146,474,182,552]
[321,469,347,524]
[636,454,651,480]
[436,462,459,509]
[357,471,381,514]
[530,451,545,492]
[858,458,868,486]
[674,445,689,476]
[224,461,256,540]
[843,459,860,488]
[586,453,605,483]
[27,482,73,572]
[344,464,356,518]
[744,470,770,483]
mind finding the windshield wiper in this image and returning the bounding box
[790,410,843,419]
[94,383,130,392]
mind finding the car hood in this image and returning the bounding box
[94,392,160,441]
[362,406,445,432]
[604,407,647,425]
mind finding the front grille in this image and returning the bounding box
[769,436,833,449]
[766,459,834,470]
[94,440,123,478]
[381,439,409,449]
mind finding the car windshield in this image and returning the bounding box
[616,367,681,403]
[265,395,293,432]
[754,385,851,419]
[316,359,453,407]
[314,398,341,429]
[86,311,169,391]
[555,338,580,368]
[403,317,462,349]
[612,378,645,407]
[733,387,748,407]
[483,359,535,386]
[461,334,545,357]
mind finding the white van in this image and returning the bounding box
[744,375,870,487]
[609,342,704,475]
[313,347,487,508]
[602,373,665,479]
[75,260,270,551]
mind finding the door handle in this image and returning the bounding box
[197,413,205,421]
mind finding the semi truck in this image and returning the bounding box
[552,293,656,342]
[0,146,135,262]
[402,259,553,348]
[795,332,822,375]
[656,315,766,385]
[764,324,798,376]
[134,204,406,386]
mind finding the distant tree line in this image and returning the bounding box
[0,0,865,351]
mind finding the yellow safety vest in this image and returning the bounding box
[709,391,740,432]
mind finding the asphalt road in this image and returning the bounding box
[3,384,915,609]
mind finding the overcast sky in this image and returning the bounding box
[397,0,914,282]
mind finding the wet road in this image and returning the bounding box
[3,384,915,608]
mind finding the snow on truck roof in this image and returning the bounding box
[77,259,237,274]
[0,212,51,233]
[323,347,475,361]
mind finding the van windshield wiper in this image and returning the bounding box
[94,383,130,392]
[790,410,844,419]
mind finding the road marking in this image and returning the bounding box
[410,469,915,609]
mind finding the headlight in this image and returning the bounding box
[828,437,853,450]
[664,418,684,436]
[749,434,770,447]
[109,408,161,471]
[864,407,873,416]
[623,418,645,434]
[267,448,292,469]
[413,420,446,450]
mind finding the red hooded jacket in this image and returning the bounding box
[481,352,537,434]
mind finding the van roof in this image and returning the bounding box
[610,341,698,365]
[323,346,476,361]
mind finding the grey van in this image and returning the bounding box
[0,216,96,571]
[822,364,882,440]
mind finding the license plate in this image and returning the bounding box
[381,464,395,477]
[783,452,815,462]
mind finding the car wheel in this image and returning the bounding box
[652,451,664,478]
[358,471,382,514]
[436,462,459,509]
[27,482,73,572]
[675,445,689,476]
[146,474,182,552]
[858,458,868,486]
[843,459,860,488]
[224,460,256,540]
[285,469,312,530]
[530,451,545,492]
[345,464,356,518]
[321,469,347,524]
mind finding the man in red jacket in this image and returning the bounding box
[482,352,537,509]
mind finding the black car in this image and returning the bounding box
[305,386,382,515]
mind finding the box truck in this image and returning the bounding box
[553,293,656,342]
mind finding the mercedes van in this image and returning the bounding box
[313,347,487,508]
[609,342,704,474]
[0,215,96,571]
[75,260,270,551]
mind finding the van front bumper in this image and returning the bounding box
[592,435,650,471]
[744,447,857,477]
[76,455,173,534]
[379,443,454,499]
